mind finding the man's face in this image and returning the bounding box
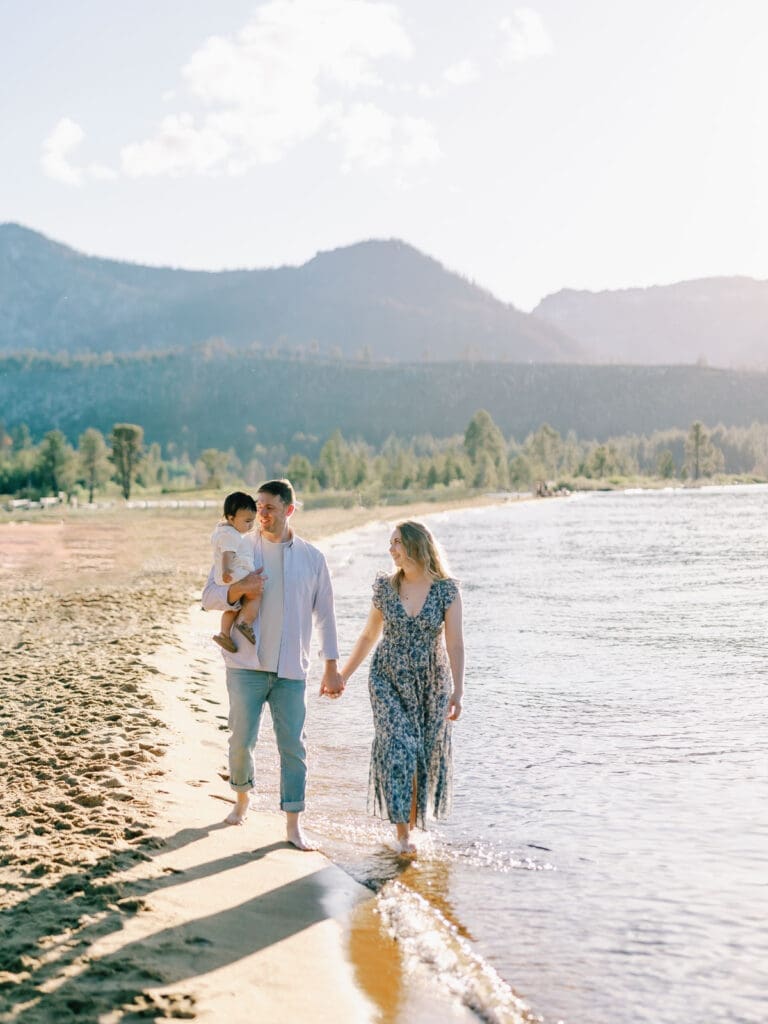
[257,491,292,538]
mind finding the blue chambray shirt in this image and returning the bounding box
[201,531,339,680]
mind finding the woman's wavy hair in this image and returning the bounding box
[391,520,452,589]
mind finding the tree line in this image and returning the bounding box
[0,412,761,504]
[7,350,768,456]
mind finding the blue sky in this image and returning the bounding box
[2,0,767,308]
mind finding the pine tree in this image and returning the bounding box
[78,427,111,502]
[110,424,144,500]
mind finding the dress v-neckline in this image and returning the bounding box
[397,579,435,619]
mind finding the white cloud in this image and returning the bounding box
[41,118,85,185]
[41,118,117,185]
[122,113,233,177]
[443,58,479,85]
[500,8,554,62]
[121,0,433,177]
[183,0,411,103]
[334,105,441,172]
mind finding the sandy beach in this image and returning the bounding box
[0,497,502,1024]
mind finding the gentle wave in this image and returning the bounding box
[376,881,540,1024]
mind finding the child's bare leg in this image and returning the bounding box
[213,609,238,652]
[234,596,258,645]
[220,609,237,635]
[238,596,261,626]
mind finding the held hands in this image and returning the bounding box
[319,664,345,700]
[222,571,233,584]
[448,691,463,721]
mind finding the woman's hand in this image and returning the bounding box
[448,692,463,720]
[319,662,345,699]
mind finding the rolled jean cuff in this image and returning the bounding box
[281,800,305,812]
[230,781,252,793]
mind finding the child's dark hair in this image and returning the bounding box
[223,491,256,518]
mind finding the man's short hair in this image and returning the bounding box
[257,479,296,506]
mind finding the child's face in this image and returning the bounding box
[227,508,256,534]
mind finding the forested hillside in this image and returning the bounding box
[3,349,768,454]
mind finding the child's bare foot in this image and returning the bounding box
[225,792,250,825]
[286,812,315,851]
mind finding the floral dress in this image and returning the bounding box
[368,571,459,827]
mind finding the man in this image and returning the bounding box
[202,478,344,850]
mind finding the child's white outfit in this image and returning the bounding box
[211,523,254,585]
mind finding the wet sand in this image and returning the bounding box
[0,498,497,1024]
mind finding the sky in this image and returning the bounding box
[2,0,767,310]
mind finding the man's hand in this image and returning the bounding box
[319,662,345,699]
[227,567,265,604]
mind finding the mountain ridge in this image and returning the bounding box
[0,223,581,362]
[534,276,768,367]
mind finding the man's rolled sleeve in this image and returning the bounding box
[313,556,339,661]
[201,566,240,613]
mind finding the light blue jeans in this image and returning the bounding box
[225,668,307,812]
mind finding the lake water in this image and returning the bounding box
[254,488,768,1023]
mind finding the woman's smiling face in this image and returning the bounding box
[389,529,406,566]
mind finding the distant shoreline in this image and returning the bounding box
[0,489,521,526]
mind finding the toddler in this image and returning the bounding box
[211,491,262,652]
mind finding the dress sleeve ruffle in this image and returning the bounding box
[372,571,392,610]
[441,577,459,611]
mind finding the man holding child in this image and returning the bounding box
[202,478,344,851]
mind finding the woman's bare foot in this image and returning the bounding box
[286,811,316,851]
[395,823,417,857]
[225,791,250,825]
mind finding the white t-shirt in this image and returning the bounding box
[211,523,254,586]
[257,537,287,673]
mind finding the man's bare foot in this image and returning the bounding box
[286,812,315,851]
[225,791,250,826]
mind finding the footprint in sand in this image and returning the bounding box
[72,792,105,809]
[122,991,197,1020]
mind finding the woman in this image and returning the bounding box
[341,521,465,855]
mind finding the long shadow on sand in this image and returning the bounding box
[0,823,344,1023]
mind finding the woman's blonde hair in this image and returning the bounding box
[392,520,451,589]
